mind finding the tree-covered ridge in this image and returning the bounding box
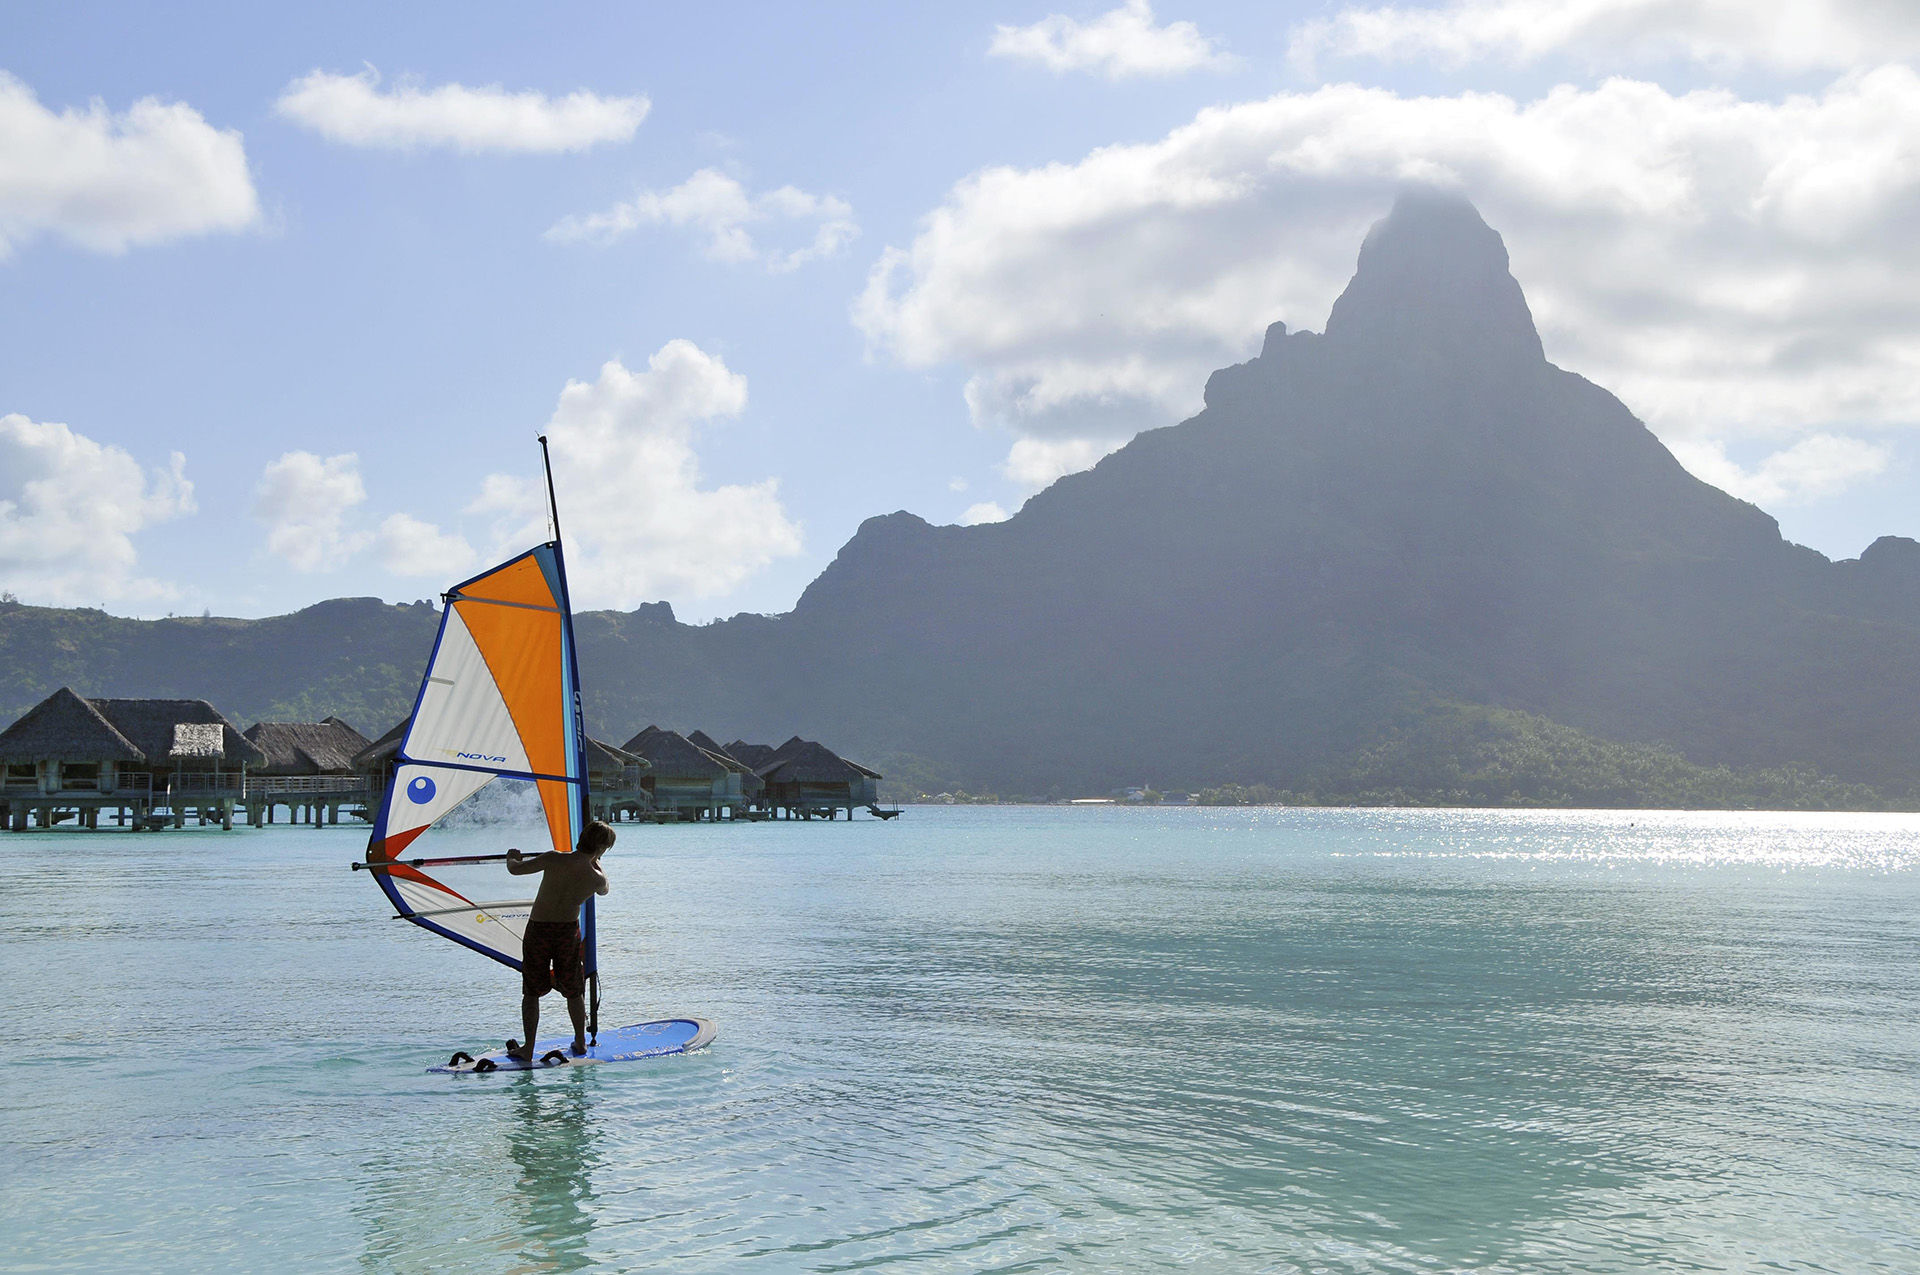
[0,596,437,735]
[1194,703,1899,810]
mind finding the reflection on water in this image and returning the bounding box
[350,1074,602,1275]
[3,807,1919,1272]
[505,1075,599,1272]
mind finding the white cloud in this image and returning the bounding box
[990,0,1234,78]
[375,513,477,578]
[547,168,857,271]
[1290,0,1920,75]
[857,69,1920,495]
[1667,433,1892,507]
[959,501,1011,525]
[1004,437,1126,490]
[470,341,802,608]
[252,451,478,581]
[253,451,370,572]
[0,73,258,258]
[0,414,194,604]
[274,68,648,153]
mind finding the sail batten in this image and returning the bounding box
[362,541,594,975]
[388,758,583,784]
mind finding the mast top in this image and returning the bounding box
[537,434,563,543]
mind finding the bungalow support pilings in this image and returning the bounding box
[0,794,233,831]
[0,785,385,833]
[238,786,377,829]
[3,779,891,829]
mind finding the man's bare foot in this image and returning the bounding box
[571,1039,587,1056]
[506,1038,534,1062]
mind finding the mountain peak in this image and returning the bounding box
[1324,189,1545,367]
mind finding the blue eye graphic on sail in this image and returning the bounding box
[408,775,437,804]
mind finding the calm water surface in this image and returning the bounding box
[2,805,1917,1272]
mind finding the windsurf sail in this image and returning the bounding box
[361,536,595,1009]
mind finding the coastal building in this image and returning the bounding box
[241,717,374,827]
[349,718,407,806]
[744,736,883,820]
[0,687,266,830]
[584,737,651,822]
[621,726,746,820]
[686,730,765,807]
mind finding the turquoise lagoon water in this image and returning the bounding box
[2,805,1918,1273]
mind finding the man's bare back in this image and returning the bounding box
[509,846,610,921]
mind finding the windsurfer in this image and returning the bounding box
[504,819,615,1060]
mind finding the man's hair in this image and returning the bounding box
[579,820,616,854]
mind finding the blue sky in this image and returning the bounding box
[5,1,1918,619]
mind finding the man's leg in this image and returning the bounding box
[513,992,539,1060]
[565,992,587,1053]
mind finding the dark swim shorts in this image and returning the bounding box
[521,919,585,998]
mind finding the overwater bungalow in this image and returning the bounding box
[743,735,883,820]
[0,687,266,830]
[621,726,746,820]
[242,717,374,827]
[686,730,765,806]
[584,737,651,822]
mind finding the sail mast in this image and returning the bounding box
[538,432,599,1041]
[539,433,563,542]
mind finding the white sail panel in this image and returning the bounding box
[379,762,495,845]
[386,877,532,965]
[403,605,534,776]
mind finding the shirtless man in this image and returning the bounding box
[504,819,614,1061]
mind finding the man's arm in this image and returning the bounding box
[505,848,548,876]
[595,867,610,896]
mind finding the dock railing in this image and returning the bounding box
[165,773,368,797]
[245,775,367,794]
[168,773,249,795]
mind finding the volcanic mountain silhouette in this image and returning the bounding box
[4,193,1917,799]
[584,190,1920,794]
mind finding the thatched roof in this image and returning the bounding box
[725,740,778,770]
[352,717,410,770]
[685,728,729,757]
[757,738,879,785]
[686,730,753,773]
[0,687,143,763]
[685,730,761,792]
[620,727,729,779]
[87,698,267,767]
[244,717,373,775]
[586,737,649,775]
[0,688,272,768]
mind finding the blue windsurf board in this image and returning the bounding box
[430,1017,715,1074]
